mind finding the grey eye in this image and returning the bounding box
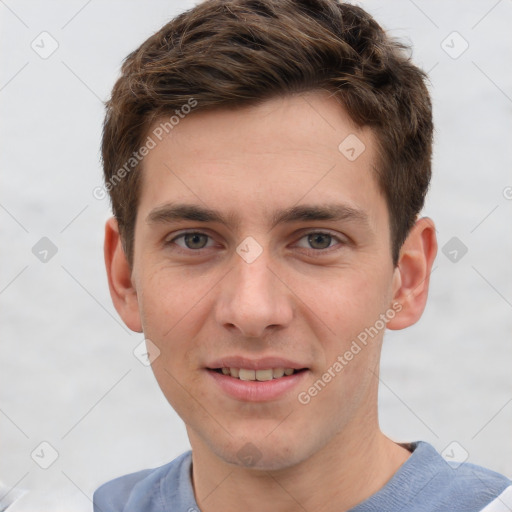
[183,233,209,249]
[307,233,332,249]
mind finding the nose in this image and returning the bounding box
[214,250,294,339]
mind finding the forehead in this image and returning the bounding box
[137,90,385,230]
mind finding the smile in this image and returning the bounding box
[212,367,304,381]
[207,366,309,402]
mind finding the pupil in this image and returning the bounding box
[185,233,207,249]
[308,233,331,249]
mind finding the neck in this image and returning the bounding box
[189,422,410,512]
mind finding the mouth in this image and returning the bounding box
[205,357,310,401]
[206,364,309,402]
[208,367,308,381]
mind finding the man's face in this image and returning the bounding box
[130,91,400,470]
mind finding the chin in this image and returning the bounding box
[214,437,311,472]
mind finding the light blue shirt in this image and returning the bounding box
[93,441,511,511]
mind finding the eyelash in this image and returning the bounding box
[165,230,347,255]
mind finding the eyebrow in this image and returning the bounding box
[269,204,368,229]
[146,202,369,230]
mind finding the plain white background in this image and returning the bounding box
[1,0,511,509]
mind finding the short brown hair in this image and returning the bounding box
[102,0,433,266]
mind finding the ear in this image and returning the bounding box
[104,217,142,332]
[387,217,437,330]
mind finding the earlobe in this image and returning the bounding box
[387,217,438,331]
[104,217,143,332]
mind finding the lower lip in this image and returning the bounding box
[207,369,309,402]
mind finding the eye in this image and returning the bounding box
[170,231,215,250]
[295,231,344,251]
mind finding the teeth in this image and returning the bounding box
[256,369,273,381]
[273,368,285,378]
[219,367,298,380]
[238,369,255,381]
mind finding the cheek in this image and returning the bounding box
[151,357,213,432]
[137,264,229,392]
[138,265,213,338]
[293,266,391,338]
[139,268,212,416]
[291,266,392,401]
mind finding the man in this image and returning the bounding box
[94,0,511,510]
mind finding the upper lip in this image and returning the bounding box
[206,356,308,371]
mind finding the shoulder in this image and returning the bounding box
[353,441,511,512]
[437,459,511,510]
[93,451,194,512]
[404,442,512,511]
